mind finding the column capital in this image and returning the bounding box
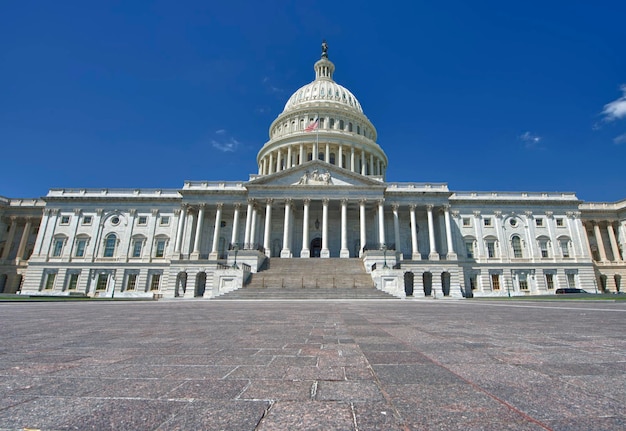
[284,198,293,206]
[129,209,138,216]
[451,210,460,218]
[322,198,329,206]
[391,203,400,211]
[524,210,533,218]
[215,202,224,209]
[426,204,434,211]
[152,208,160,216]
[233,202,242,210]
[265,198,274,205]
[409,204,417,210]
[73,208,82,216]
[377,199,385,206]
[473,210,481,217]
[359,198,367,205]
[247,198,255,205]
[544,211,554,218]
[303,198,311,205]
[341,198,348,206]
[442,204,450,210]
[493,210,502,218]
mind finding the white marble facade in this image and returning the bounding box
[1,44,625,298]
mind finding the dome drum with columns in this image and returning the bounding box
[2,42,625,299]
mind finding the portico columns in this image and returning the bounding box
[287,146,292,169]
[427,205,439,260]
[301,199,310,258]
[209,203,223,260]
[607,222,622,261]
[359,199,367,257]
[263,199,273,257]
[231,204,241,246]
[377,200,386,247]
[1,218,17,260]
[321,199,330,258]
[281,199,293,258]
[392,204,400,256]
[340,199,349,258]
[174,205,187,254]
[443,205,457,260]
[409,205,420,260]
[244,200,254,249]
[299,143,304,166]
[338,144,343,168]
[350,147,355,173]
[191,205,205,259]
[16,218,32,261]
[593,221,608,262]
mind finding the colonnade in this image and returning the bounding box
[258,142,386,178]
[175,200,457,261]
[584,220,624,262]
[0,216,37,262]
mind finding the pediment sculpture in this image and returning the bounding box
[296,169,332,185]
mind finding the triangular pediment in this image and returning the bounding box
[246,160,385,188]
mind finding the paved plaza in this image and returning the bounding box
[0,299,625,430]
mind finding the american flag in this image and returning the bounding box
[305,117,319,132]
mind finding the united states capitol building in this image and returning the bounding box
[1,43,625,299]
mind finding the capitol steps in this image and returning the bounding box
[214,258,397,300]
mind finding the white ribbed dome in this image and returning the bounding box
[282,55,363,114]
[283,80,363,114]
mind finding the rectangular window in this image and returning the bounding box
[535,218,543,227]
[519,274,528,290]
[126,273,137,291]
[60,215,70,225]
[132,240,142,258]
[567,273,576,288]
[545,273,554,290]
[44,273,56,290]
[462,217,471,227]
[138,216,148,226]
[67,273,79,290]
[96,274,108,290]
[82,216,92,225]
[560,240,570,257]
[160,216,170,226]
[483,218,492,227]
[465,242,474,258]
[52,239,64,257]
[491,273,500,290]
[150,274,161,291]
[469,275,477,290]
[155,240,166,258]
[556,218,564,227]
[486,241,496,258]
[75,239,87,257]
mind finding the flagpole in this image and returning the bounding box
[316,113,319,159]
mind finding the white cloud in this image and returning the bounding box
[211,130,240,152]
[519,131,543,149]
[601,85,626,123]
[614,133,626,145]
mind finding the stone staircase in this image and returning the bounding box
[214,258,397,300]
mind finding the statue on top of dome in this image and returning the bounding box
[321,40,328,58]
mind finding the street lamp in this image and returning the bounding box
[232,244,239,269]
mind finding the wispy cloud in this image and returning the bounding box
[614,133,626,145]
[519,131,543,150]
[262,76,284,95]
[601,85,626,123]
[211,130,240,152]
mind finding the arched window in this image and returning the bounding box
[330,152,336,165]
[329,118,335,129]
[103,234,117,258]
[511,235,522,258]
[348,122,353,132]
[339,119,345,130]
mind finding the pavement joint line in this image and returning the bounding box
[465,301,626,312]
[374,320,556,431]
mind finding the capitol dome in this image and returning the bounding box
[257,41,387,180]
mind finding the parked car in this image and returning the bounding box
[555,288,590,294]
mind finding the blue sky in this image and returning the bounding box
[1,1,625,202]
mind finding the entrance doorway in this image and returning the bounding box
[310,237,322,257]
